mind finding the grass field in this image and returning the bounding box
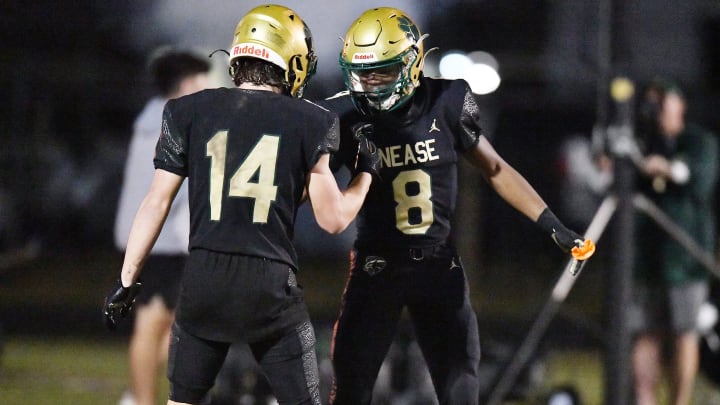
[0,337,166,405]
[2,335,720,405]
[0,335,596,405]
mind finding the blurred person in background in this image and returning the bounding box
[630,77,719,405]
[114,48,211,405]
[320,7,588,404]
[104,4,377,404]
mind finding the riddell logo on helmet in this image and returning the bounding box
[231,44,270,59]
[352,52,377,62]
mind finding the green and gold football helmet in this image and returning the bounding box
[229,4,317,97]
[340,7,428,114]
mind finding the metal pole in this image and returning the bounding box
[633,194,720,278]
[595,0,612,127]
[604,76,636,405]
[604,158,634,405]
[485,196,617,405]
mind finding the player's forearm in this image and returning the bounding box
[310,172,370,234]
[337,172,372,229]
[120,197,171,286]
[322,173,371,234]
[470,136,547,220]
[488,162,547,222]
[487,159,586,254]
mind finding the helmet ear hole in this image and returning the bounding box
[286,57,298,89]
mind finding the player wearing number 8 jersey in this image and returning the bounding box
[320,7,585,404]
[327,79,473,249]
[102,5,376,405]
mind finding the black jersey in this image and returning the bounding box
[320,77,482,249]
[155,88,338,269]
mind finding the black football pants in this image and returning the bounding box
[168,321,321,404]
[329,246,481,405]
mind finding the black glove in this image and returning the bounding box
[103,279,142,331]
[352,123,381,177]
[536,208,583,253]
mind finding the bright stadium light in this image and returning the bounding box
[466,50,501,94]
[438,52,472,80]
[464,63,501,95]
[467,50,499,71]
[438,50,501,95]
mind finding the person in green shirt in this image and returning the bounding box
[631,77,719,405]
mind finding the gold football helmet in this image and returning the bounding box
[229,4,317,97]
[340,7,428,114]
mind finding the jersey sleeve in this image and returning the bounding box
[153,101,189,177]
[456,82,484,152]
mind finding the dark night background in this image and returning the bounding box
[1,0,719,346]
[2,1,720,403]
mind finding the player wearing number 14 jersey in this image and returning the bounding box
[102,5,376,405]
[320,7,585,404]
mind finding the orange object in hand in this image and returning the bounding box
[571,239,596,261]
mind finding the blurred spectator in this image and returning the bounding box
[699,278,720,389]
[114,47,210,405]
[556,133,613,229]
[630,77,719,405]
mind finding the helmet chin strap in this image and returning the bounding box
[372,93,401,111]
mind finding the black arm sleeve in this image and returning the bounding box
[153,102,188,177]
[457,87,483,151]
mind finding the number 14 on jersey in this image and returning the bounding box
[206,132,279,223]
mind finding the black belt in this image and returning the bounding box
[358,245,450,276]
[407,246,439,261]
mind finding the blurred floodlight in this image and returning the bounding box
[438,50,501,95]
[438,52,472,79]
[467,50,499,70]
[465,63,501,94]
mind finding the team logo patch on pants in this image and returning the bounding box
[363,256,387,276]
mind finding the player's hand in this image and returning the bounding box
[569,239,596,276]
[102,279,142,331]
[536,208,583,253]
[352,123,381,177]
[550,227,584,253]
[571,239,596,261]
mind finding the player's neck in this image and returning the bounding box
[238,82,283,94]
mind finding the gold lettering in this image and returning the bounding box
[426,139,439,161]
[404,144,417,165]
[379,140,440,168]
[414,141,428,162]
[390,145,402,167]
[379,147,392,168]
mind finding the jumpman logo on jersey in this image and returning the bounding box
[429,118,440,133]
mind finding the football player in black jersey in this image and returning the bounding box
[320,7,586,405]
[102,5,377,405]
